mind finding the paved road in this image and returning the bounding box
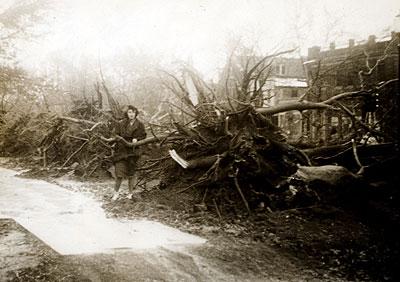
[0,167,239,281]
[0,167,205,254]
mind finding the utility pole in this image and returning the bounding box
[397,38,400,155]
[395,12,400,155]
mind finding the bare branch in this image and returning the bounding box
[256,102,337,115]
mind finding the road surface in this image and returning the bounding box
[0,167,240,281]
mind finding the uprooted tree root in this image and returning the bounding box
[157,112,310,215]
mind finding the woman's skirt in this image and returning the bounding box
[114,156,139,177]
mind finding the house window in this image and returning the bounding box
[280,64,286,75]
[331,116,339,126]
[377,63,386,82]
[346,71,354,86]
[290,89,298,98]
[275,64,286,75]
[337,70,346,86]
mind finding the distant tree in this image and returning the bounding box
[0,0,52,115]
[0,0,50,61]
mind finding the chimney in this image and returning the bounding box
[307,46,321,59]
[391,31,400,40]
[368,35,376,45]
[392,10,400,33]
[348,39,355,48]
[329,42,336,50]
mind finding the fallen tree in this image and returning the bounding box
[0,49,397,215]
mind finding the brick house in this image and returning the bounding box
[303,32,400,144]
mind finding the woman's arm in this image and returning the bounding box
[121,123,147,147]
[135,122,147,141]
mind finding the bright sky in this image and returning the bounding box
[18,0,400,76]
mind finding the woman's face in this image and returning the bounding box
[127,109,137,120]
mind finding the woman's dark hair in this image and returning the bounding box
[125,105,139,118]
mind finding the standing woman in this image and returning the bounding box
[112,105,146,200]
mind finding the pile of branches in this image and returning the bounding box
[0,80,170,182]
[1,50,397,215]
[0,102,111,177]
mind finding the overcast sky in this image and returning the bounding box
[17,0,400,76]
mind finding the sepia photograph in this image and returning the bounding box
[1,0,400,281]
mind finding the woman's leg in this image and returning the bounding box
[128,175,137,193]
[112,177,123,200]
[113,160,127,200]
[127,156,139,199]
[127,175,138,199]
[115,177,123,192]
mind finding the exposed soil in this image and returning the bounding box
[1,157,400,281]
[100,187,400,281]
